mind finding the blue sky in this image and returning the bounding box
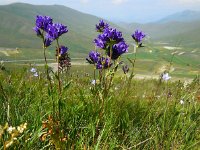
[1,0,200,23]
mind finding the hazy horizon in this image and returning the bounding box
[1,0,200,23]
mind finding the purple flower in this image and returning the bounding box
[122,65,129,74]
[46,23,68,40]
[94,34,108,49]
[35,15,53,32]
[96,57,112,69]
[44,38,52,47]
[107,42,129,60]
[96,20,109,32]
[60,46,68,55]
[104,28,124,43]
[33,26,42,37]
[132,30,146,43]
[86,51,100,64]
[94,27,124,49]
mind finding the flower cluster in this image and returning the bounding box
[46,23,68,40]
[30,67,39,77]
[0,123,27,149]
[96,20,109,33]
[86,51,112,69]
[33,15,68,48]
[94,20,129,60]
[132,29,146,45]
[56,46,71,70]
[33,15,70,70]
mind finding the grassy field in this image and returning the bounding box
[0,38,199,150]
[0,65,200,149]
[1,43,199,80]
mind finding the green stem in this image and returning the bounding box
[56,39,62,96]
[56,39,62,121]
[42,36,53,90]
[0,81,10,124]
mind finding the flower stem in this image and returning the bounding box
[56,39,62,121]
[42,36,53,90]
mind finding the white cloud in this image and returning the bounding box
[111,0,128,5]
[80,0,89,4]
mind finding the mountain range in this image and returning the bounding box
[0,3,200,56]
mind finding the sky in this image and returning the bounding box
[1,0,200,23]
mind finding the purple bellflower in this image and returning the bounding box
[96,20,109,32]
[132,29,146,44]
[44,38,52,47]
[35,15,53,32]
[60,46,68,55]
[46,23,68,40]
[107,42,129,60]
[86,51,101,64]
[33,26,42,37]
[96,57,112,69]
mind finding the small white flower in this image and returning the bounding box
[33,72,39,77]
[162,73,171,81]
[7,126,15,134]
[91,80,96,85]
[180,99,184,105]
[115,87,119,90]
[30,68,37,73]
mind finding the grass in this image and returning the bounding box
[0,65,200,149]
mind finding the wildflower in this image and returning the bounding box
[94,27,124,49]
[86,51,101,64]
[33,26,42,37]
[162,73,171,81]
[180,99,184,105]
[107,42,129,60]
[91,80,96,85]
[35,15,53,32]
[94,25,128,59]
[94,34,107,49]
[103,27,124,44]
[59,46,68,55]
[122,65,129,74]
[7,126,16,134]
[96,20,109,32]
[33,72,39,77]
[46,23,68,40]
[30,68,37,73]
[57,47,71,70]
[96,57,112,69]
[132,29,146,44]
[44,38,52,47]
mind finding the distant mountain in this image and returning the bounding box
[157,10,200,23]
[117,10,200,47]
[0,3,199,56]
[0,3,111,57]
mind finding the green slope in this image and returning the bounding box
[0,3,106,57]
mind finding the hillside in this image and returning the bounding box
[118,10,200,47]
[157,10,200,23]
[0,3,106,57]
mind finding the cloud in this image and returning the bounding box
[80,0,89,4]
[111,0,128,5]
